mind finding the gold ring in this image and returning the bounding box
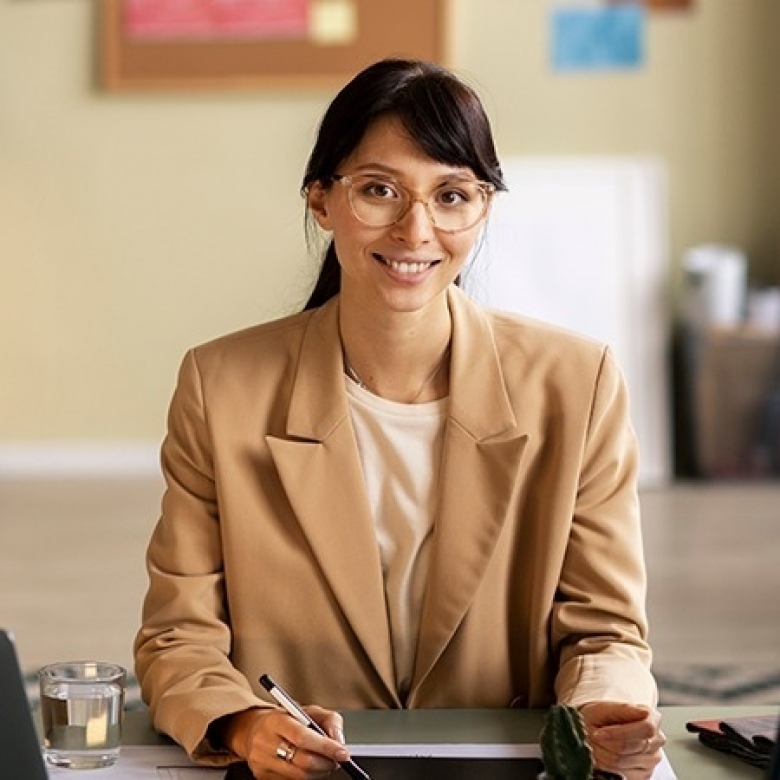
[276,741,296,762]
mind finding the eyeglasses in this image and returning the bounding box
[331,173,495,234]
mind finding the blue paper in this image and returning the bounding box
[552,5,645,71]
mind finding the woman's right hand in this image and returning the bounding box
[224,706,351,778]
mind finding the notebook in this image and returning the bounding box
[0,629,49,779]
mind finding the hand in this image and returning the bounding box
[224,706,350,778]
[579,701,666,780]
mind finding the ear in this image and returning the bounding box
[307,182,333,231]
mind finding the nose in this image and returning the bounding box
[390,198,436,246]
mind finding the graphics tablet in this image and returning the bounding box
[226,755,543,779]
[355,755,543,779]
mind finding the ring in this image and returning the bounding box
[276,740,297,762]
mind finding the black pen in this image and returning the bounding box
[259,674,371,780]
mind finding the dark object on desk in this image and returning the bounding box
[0,629,49,780]
[224,763,254,780]
[767,715,780,780]
[686,714,778,770]
[226,756,543,779]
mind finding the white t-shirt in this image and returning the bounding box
[345,376,447,701]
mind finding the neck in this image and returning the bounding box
[339,300,453,404]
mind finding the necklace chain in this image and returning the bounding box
[343,345,451,403]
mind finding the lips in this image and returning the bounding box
[373,253,440,275]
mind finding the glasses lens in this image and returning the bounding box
[344,175,491,232]
[429,181,489,232]
[347,176,405,227]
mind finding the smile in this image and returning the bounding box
[374,254,439,275]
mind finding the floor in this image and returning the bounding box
[2,477,779,704]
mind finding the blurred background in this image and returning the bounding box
[1,0,779,705]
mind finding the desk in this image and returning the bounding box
[121,706,776,779]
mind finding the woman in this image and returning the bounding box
[135,58,664,779]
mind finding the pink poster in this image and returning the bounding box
[123,0,309,40]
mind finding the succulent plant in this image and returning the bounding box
[538,704,626,779]
[539,703,594,780]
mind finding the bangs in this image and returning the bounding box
[393,76,505,190]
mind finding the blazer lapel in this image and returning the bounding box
[411,288,530,697]
[266,291,531,705]
[266,300,398,703]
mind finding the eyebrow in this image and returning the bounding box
[347,163,480,185]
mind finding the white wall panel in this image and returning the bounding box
[471,158,671,486]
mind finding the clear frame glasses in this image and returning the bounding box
[332,173,495,234]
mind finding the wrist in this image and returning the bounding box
[214,708,264,758]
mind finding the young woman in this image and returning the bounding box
[135,58,664,779]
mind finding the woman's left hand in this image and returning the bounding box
[579,701,665,780]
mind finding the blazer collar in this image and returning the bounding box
[285,297,348,442]
[284,287,519,444]
[446,285,518,441]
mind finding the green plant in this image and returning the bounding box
[539,704,626,779]
[540,703,594,780]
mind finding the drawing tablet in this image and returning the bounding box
[356,755,543,779]
[225,755,543,779]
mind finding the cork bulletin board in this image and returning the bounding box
[100,0,450,91]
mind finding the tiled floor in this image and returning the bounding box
[2,477,780,702]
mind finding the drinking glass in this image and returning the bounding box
[38,660,126,769]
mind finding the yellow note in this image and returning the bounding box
[310,0,358,45]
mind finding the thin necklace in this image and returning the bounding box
[343,345,451,403]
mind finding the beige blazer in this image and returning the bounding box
[135,286,656,764]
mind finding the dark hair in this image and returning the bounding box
[302,58,507,310]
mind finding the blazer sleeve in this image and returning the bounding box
[133,349,267,765]
[552,347,658,709]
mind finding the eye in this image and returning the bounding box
[435,185,475,208]
[358,178,401,201]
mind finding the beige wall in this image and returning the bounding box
[1,0,778,444]
[771,1,780,266]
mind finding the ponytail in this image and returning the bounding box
[303,241,341,311]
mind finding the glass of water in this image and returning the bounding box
[38,660,126,769]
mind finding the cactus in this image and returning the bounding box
[539,704,625,780]
[539,703,594,780]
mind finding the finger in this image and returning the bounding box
[275,721,346,772]
[591,737,665,780]
[591,722,666,756]
[244,711,339,778]
[305,705,346,743]
[581,702,652,729]
[593,749,663,780]
[248,740,336,779]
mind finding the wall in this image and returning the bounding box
[772,1,780,267]
[1,0,777,449]
[454,1,778,283]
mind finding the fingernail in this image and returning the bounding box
[335,747,349,761]
[335,727,346,744]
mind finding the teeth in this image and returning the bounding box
[386,259,430,274]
